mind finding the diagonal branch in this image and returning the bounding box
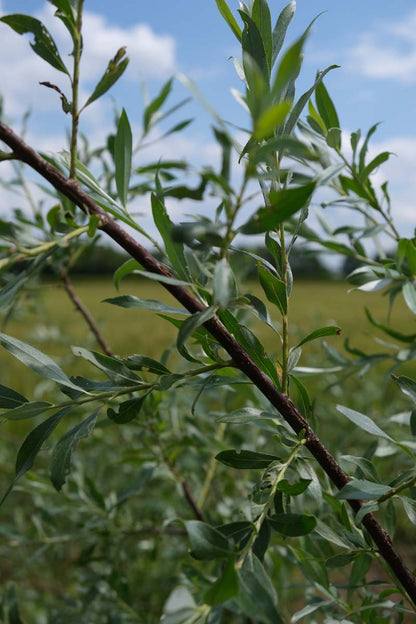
[1,120,415,606]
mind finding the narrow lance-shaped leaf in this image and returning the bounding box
[240,11,269,82]
[252,0,272,71]
[183,520,235,560]
[213,258,236,308]
[216,449,279,469]
[403,280,416,315]
[177,306,217,357]
[296,326,341,348]
[151,193,190,281]
[359,151,391,182]
[336,479,392,501]
[143,78,173,134]
[104,295,189,316]
[114,108,132,207]
[315,79,340,131]
[240,181,316,235]
[1,407,71,506]
[254,100,291,140]
[0,333,85,393]
[0,383,28,409]
[204,558,239,606]
[215,0,242,42]
[268,512,317,536]
[108,395,147,424]
[258,264,287,315]
[238,554,284,624]
[0,14,68,74]
[2,402,54,421]
[51,410,98,491]
[393,376,416,406]
[84,47,129,108]
[336,405,394,442]
[271,1,296,66]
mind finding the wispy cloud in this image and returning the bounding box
[346,9,416,82]
[0,2,177,117]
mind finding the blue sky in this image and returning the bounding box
[0,1,415,236]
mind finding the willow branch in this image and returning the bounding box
[60,270,114,357]
[0,120,415,606]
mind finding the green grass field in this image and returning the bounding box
[1,276,414,396]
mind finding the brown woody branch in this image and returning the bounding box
[1,121,415,605]
[60,270,114,357]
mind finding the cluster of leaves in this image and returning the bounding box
[0,0,415,622]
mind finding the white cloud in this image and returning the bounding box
[347,9,416,82]
[0,2,176,117]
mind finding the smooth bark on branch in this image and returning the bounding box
[1,121,415,606]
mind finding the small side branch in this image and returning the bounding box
[61,270,114,357]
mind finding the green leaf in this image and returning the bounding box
[271,1,296,66]
[104,295,189,316]
[84,47,129,107]
[315,79,340,131]
[151,193,190,281]
[204,558,239,606]
[358,123,380,173]
[1,401,53,421]
[238,554,284,624]
[213,258,236,308]
[277,479,312,496]
[349,553,372,591]
[254,100,291,140]
[0,14,68,74]
[215,449,279,469]
[0,384,27,409]
[337,404,394,442]
[107,395,147,424]
[403,280,416,314]
[114,108,132,207]
[240,182,316,234]
[215,0,242,42]
[143,79,173,134]
[285,65,339,135]
[296,325,341,348]
[216,407,278,424]
[252,0,272,70]
[0,333,84,393]
[336,479,391,501]
[410,410,416,436]
[220,311,281,387]
[240,11,269,81]
[365,308,416,343]
[123,355,170,376]
[268,512,316,536]
[258,265,287,315]
[114,258,140,289]
[177,306,216,357]
[183,520,234,560]
[326,127,342,150]
[132,270,192,287]
[397,238,416,275]
[359,151,391,181]
[1,407,71,506]
[50,410,98,490]
[72,346,141,385]
[393,376,416,405]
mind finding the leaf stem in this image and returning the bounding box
[236,438,306,569]
[377,476,416,505]
[69,0,84,180]
[279,222,289,394]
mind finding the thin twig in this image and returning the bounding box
[0,121,415,606]
[61,270,114,357]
